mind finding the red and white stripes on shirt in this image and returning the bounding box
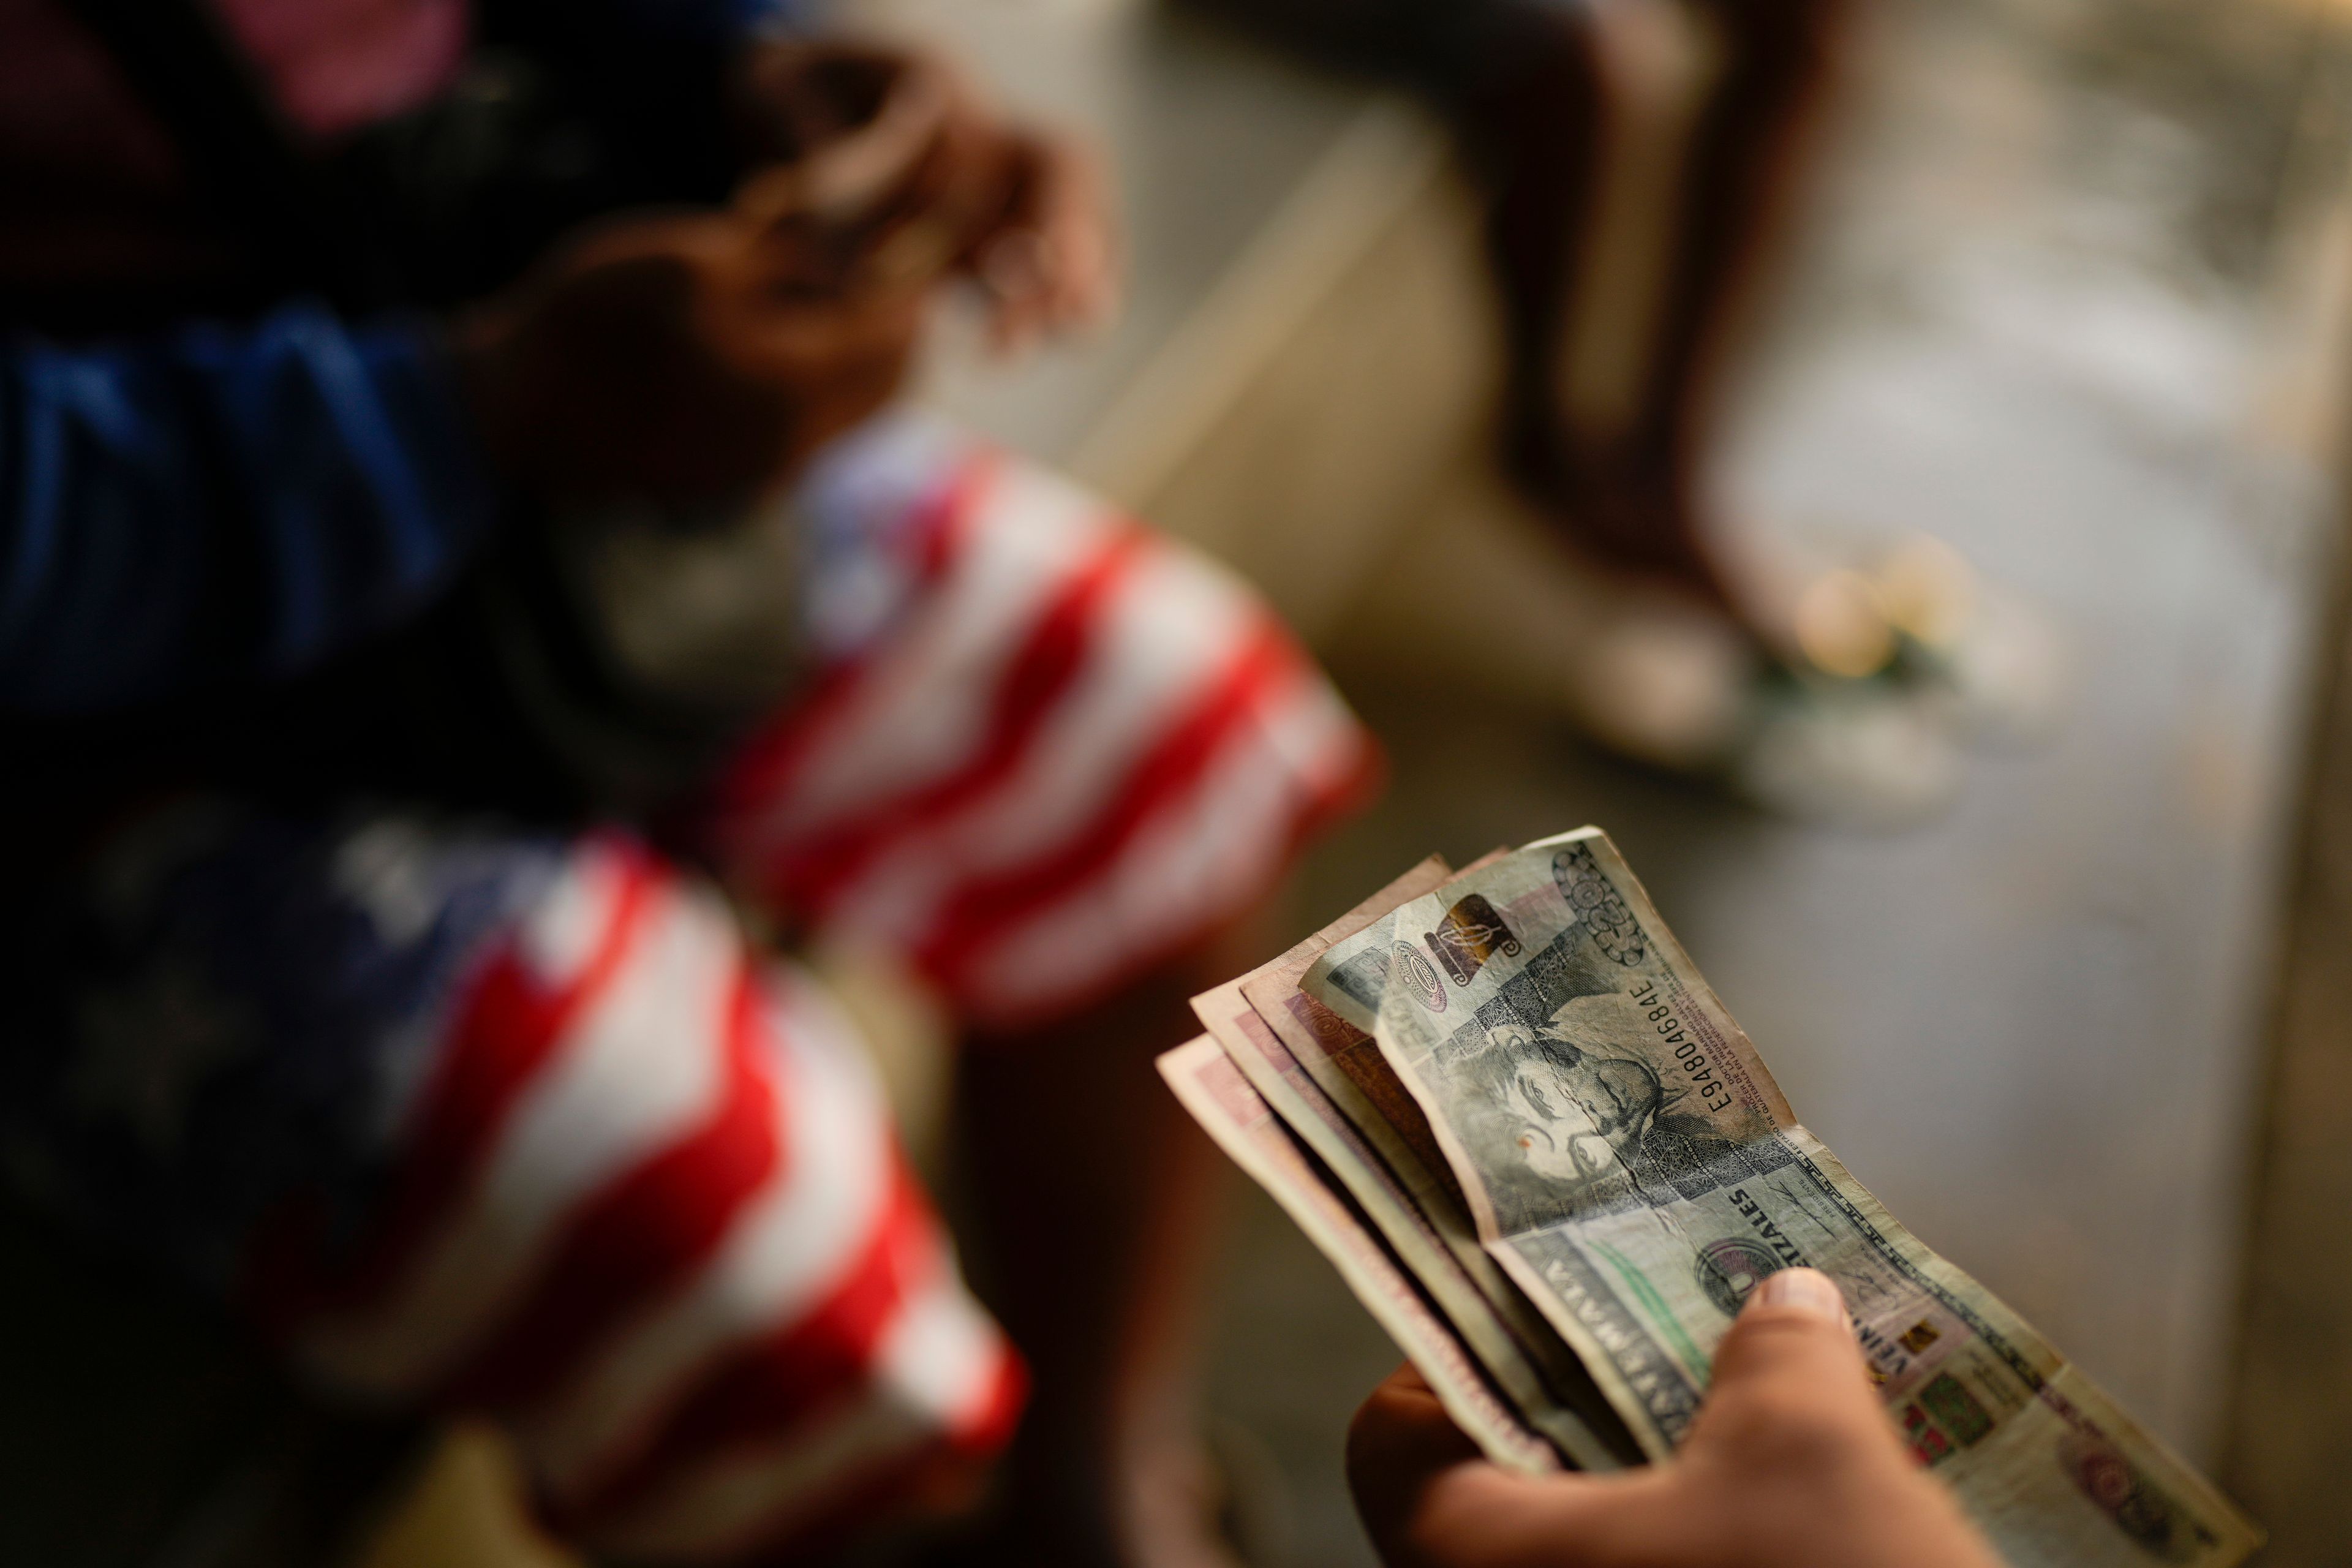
[706,421,1380,1031]
[250,841,1022,1561]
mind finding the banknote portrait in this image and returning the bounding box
[1437,998,1758,1229]
[1458,1018,1666,1220]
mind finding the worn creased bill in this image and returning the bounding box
[1156,1036,1559,1474]
[1300,828,2260,1568]
[1189,858,1637,1470]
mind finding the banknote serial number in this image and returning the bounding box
[1626,978,1736,1114]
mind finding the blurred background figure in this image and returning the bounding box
[1176,0,1844,628]
[1173,0,2070,818]
[0,2,1378,1565]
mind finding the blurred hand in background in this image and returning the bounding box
[462,36,1117,515]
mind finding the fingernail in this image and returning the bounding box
[1754,1267,1847,1325]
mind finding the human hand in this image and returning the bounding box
[1347,1268,2004,1568]
[728,39,1117,353]
[962,127,1117,353]
[456,207,925,512]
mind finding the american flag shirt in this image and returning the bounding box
[0,412,1378,1561]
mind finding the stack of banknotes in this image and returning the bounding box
[1160,828,2259,1566]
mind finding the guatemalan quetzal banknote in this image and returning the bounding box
[1188,857,1637,1471]
[1157,1035,1561,1477]
[1300,828,2258,1568]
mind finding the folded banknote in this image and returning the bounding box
[1161,827,2259,1568]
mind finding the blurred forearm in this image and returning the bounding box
[0,301,496,712]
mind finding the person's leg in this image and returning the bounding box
[1178,0,1849,624]
[952,911,1277,1568]
[1444,4,1710,592]
[1167,0,1708,599]
[1598,0,1852,586]
[1474,0,1849,618]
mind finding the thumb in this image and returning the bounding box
[1684,1268,1894,1470]
[1681,1276,2008,1568]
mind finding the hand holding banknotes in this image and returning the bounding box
[1348,1268,2002,1568]
[1163,827,2261,1565]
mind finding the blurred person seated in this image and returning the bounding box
[0,2,1378,1563]
[1182,0,2058,823]
[1179,0,1847,635]
[1347,1268,2003,1568]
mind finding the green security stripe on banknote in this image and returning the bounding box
[1156,1037,1560,1477]
[1302,829,2260,1568]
